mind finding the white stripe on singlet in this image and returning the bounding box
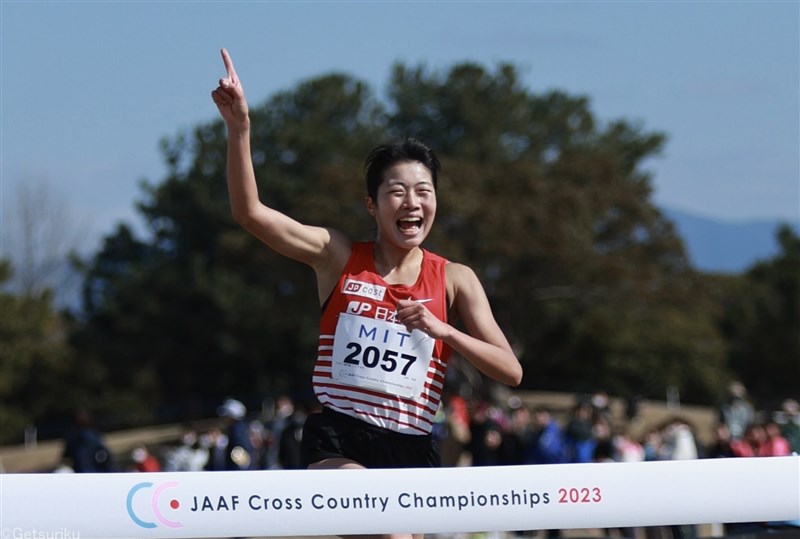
[313,335,446,435]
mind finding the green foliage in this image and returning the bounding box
[720,225,800,403]
[0,262,97,444]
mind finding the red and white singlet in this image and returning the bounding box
[312,242,452,435]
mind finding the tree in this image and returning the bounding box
[0,262,103,444]
[0,177,105,444]
[720,225,800,404]
[1,176,91,309]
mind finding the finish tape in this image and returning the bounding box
[1,457,798,538]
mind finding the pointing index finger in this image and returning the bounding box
[220,48,238,84]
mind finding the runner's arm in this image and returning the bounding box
[211,49,350,281]
[444,263,522,386]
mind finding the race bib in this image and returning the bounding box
[331,313,434,399]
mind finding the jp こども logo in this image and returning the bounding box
[126,481,183,529]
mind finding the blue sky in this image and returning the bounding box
[2,1,798,254]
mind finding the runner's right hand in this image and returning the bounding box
[211,48,249,130]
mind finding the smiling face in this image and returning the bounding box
[367,160,437,250]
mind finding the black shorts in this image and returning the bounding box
[300,407,440,469]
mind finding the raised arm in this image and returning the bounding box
[211,49,350,299]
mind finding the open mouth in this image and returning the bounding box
[398,216,423,234]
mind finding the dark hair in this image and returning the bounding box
[364,138,440,200]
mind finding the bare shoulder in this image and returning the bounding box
[445,261,507,342]
[445,261,480,288]
[444,262,486,306]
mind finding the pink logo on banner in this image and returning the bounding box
[126,481,183,529]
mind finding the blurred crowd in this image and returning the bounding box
[436,384,798,469]
[57,382,798,474]
[56,395,314,473]
[59,383,800,472]
[51,382,799,537]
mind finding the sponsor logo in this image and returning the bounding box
[346,301,372,315]
[126,481,183,529]
[343,279,386,301]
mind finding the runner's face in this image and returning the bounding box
[368,161,437,249]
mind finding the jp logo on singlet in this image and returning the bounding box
[342,279,386,302]
[331,313,433,399]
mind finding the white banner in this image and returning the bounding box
[2,457,798,538]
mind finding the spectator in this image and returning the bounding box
[247,420,267,469]
[775,399,800,454]
[438,392,471,467]
[564,400,596,463]
[642,428,664,461]
[591,390,612,425]
[217,398,256,470]
[202,427,228,471]
[705,423,735,458]
[264,395,295,469]
[163,430,209,472]
[660,418,698,461]
[526,407,566,465]
[61,410,115,473]
[591,413,613,449]
[500,401,533,466]
[278,402,314,470]
[612,428,645,462]
[593,438,615,463]
[719,382,755,440]
[659,418,699,539]
[131,446,161,472]
[625,394,642,423]
[762,421,791,456]
[731,423,768,457]
[726,422,772,536]
[468,401,504,466]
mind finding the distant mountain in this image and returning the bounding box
[662,207,799,274]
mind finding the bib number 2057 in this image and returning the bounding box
[331,313,434,398]
[343,343,416,375]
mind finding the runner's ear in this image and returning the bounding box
[365,196,376,217]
